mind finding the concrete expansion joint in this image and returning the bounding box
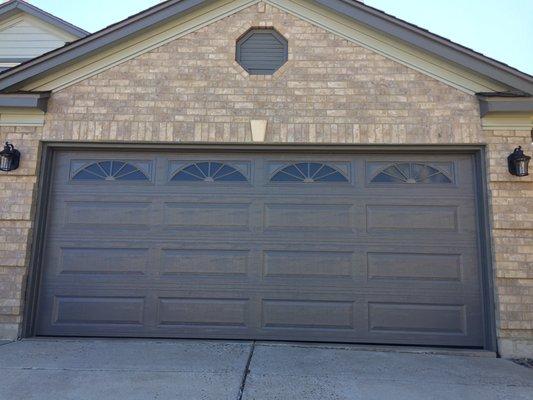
[254,342,496,358]
[237,341,256,400]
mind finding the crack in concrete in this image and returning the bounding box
[237,341,255,400]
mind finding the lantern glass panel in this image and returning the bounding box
[0,154,12,171]
[517,160,527,176]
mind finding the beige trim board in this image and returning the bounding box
[0,107,45,126]
[481,113,533,131]
[20,0,510,95]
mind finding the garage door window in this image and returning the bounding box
[371,162,452,184]
[171,162,248,182]
[271,162,348,183]
[72,161,149,181]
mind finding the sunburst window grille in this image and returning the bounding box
[172,162,247,182]
[271,162,348,183]
[371,163,452,184]
[73,161,149,181]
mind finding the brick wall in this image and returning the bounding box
[0,2,531,356]
[0,125,40,338]
[487,129,533,357]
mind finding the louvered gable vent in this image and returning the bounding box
[236,28,288,75]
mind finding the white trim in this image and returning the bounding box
[0,107,45,126]
[481,114,533,131]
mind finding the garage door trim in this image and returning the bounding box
[23,142,496,351]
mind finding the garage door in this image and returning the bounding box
[35,150,485,347]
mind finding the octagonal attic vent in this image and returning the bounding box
[236,28,288,75]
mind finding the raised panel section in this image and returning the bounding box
[161,249,249,277]
[60,247,148,276]
[65,202,151,227]
[262,300,354,330]
[368,303,466,334]
[157,298,248,327]
[263,250,354,279]
[264,204,352,232]
[367,253,461,282]
[53,296,144,325]
[367,205,458,232]
[163,203,251,231]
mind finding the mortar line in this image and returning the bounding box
[237,341,256,400]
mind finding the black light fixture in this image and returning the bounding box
[507,146,530,177]
[0,142,20,172]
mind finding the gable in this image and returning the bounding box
[43,1,483,141]
[0,12,77,61]
[9,0,513,95]
[0,0,529,97]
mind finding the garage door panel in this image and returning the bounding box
[362,304,483,347]
[35,150,486,347]
[262,299,355,331]
[367,252,462,282]
[160,248,251,278]
[263,202,355,232]
[64,201,152,227]
[53,295,146,326]
[364,200,477,236]
[368,302,467,336]
[365,248,480,288]
[366,204,458,232]
[262,250,356,281]
[58,246,150,277]
[157,297,250,328]
[37,289,149,335]
[163,202,253,231]
[40,242,153,285]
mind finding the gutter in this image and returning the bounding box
[477,94,533,117]
[0,92,51,112]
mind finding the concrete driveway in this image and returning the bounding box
[0,339,531,400]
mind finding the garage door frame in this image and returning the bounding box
[22,142,497,351]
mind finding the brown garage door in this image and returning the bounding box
[35,149,485,347]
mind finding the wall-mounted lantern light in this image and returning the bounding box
[0,142,20,172]
[507,146,530,177]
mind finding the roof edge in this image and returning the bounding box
[312,0,533,94]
